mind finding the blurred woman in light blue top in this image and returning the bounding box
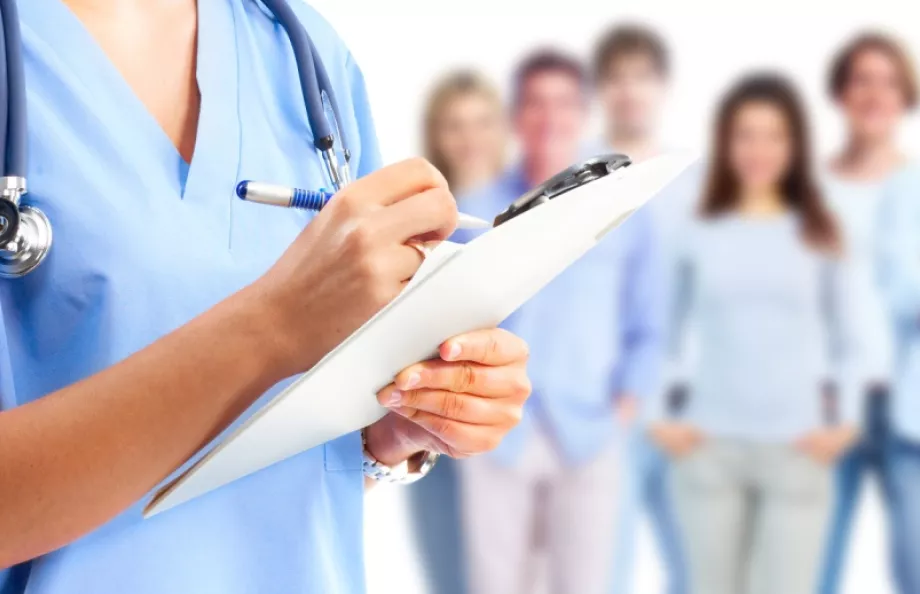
[408,70,508,594]
[649,74,862,594]
[818,32,919,594]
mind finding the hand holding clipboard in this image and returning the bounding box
[146,152,696,516]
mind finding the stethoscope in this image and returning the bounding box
[0,0,351,279]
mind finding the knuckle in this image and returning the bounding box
[432,187,458,213]
[505,405,524,426]
[456,364,476,392]
[519,339,531,362]
[430,416,455,440]
[407,157,448,189]
[441,391,465,419]
[484,335,500,360]
[399,389,419,408]
[333,191,362,218]
[503,329,529,361]
[344,222,376,255]
[512,375,532,399]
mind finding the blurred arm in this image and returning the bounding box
[643,220,692,422]
[877,173,920,324]
[824,255,865,427]
[615,211,666,406]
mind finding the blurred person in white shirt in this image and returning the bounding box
[590,23,702,594]
[819,32,920,594]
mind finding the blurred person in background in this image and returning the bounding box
[590,24,697,594]
[871,40,920,594]
[650,74,862,594]
[408,69,509,594]
[819,32,919,594]
[455,49,664,594]
[877,145,920,594]
[423,70,509,195]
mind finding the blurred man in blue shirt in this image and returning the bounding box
[456,49,664,594]
[589,25,701,594]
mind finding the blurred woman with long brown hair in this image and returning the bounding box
[408,69,508,594]
[648,74,863,594]
[423,70,508,195]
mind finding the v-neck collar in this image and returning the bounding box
[21,0,242,202]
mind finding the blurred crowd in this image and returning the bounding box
[406,24,920,594]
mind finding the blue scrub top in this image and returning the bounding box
[0,1,382,592]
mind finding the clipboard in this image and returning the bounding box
[145,152,696,516]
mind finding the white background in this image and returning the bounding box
[308,1,920,592]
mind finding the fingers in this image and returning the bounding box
[377,243,426,282]
[376,327,531,459]
[389,409,503,456]
[375,188,458,242]
[378,385,522,426]
[338,157,448,208]
[440,328,530,366]
[392,359,531,401]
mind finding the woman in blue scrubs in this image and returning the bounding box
[0,1,531,593]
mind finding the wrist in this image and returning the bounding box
[364,415,424,466]
[228,285,301,382]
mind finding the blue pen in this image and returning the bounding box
[236,180,492,229]
[236,181,332,211]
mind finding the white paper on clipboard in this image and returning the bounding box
[144,152,696,517]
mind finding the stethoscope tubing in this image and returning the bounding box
[259,0,347,154]
[1,0,26,178]
[0,0,349,270]
[0,3,8,180]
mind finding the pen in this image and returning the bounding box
[236,180,492,229]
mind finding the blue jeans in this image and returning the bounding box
[407,457,466,594]
[614,432,687,594]
[887,437,920,594]
[820,389,892,594]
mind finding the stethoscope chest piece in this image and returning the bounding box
[0,177,52,278]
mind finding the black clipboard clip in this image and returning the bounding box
[493,154,632,227]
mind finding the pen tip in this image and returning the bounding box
[235,181,248,199]
[457,213,492,229]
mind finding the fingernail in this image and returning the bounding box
[385,390,403,407]
[444,342,461,361]
[402,373,421,390]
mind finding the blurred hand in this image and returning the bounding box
[615,394,639,426]
[649,422,705,458]
[365,329,531,463]
[254,158,458,378]
[795,426,860,465]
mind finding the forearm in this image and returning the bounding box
[0,286,288,566]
